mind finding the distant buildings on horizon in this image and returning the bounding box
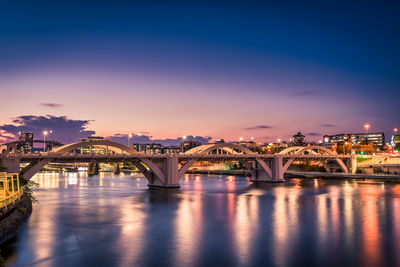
[1,130,399,154]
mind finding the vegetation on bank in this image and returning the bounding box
[19,179,39,203]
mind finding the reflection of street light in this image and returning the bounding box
[43,130,48,152]
[364,124,370,145]
[128,133,132,147]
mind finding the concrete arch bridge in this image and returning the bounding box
[0,140,355,188]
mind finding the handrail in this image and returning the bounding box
[0,172,23,210]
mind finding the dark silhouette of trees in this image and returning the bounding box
[292,132,307,146]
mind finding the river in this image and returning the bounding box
[2,172,400,266]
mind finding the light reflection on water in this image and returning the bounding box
[3,173,400,266]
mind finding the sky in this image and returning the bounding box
[0,0,399,145]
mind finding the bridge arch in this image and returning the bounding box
[185,143,255,155]
[177,143,256,180]
[279,145,336,156]
[19,140,171,183]
[279,145,348,173]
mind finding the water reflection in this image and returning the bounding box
[175,175,203,266]
[360,185,383,266]
[273,187,299,266]
[2,174,400,266]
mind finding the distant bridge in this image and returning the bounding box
[0,140,355,188]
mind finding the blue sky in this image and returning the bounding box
[0,1,398,144]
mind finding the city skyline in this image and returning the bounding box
[1,1,399,143]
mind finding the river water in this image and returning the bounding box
[2,172,400,266]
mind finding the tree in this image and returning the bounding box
[292,132,307,146]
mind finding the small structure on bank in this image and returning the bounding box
[0,172,32,246]
[0,172,22,211]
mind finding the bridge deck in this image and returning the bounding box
[3,152,351,161]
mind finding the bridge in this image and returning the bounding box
[0,140,355,188]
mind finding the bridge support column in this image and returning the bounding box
[114,162,120,174]
[88,162,99,176]
[350,154,357,174]
[271,156,285,182]
[251,160,272,182]
[146,156,180,188]
[251,156,284,183]
[0,157,20,173]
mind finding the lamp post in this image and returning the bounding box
[128,133,132,147]
[43,130,48,152]
[49,130,53,151]
[181,135,187,153]
[364,124,370,145]
[394,128,398,137]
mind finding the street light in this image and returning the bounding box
[128,133,132,147]
[181,135,187,153]
[394,128,398,136]
[364,124,370,145]
[239,137,243,142]
[49,130,53,151]
[43,130,48,152]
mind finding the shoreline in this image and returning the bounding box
[0,195,32,246]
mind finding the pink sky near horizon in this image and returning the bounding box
[0,68,379,143]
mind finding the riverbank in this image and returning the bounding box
[187,169,400,181]
[0,195,32,246]
[285,171,400,181]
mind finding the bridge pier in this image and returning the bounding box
[350,154,357,174]
[114,162,120,174]
[88,162,99,176]
[145,156,180,188]
[251,156,285,183]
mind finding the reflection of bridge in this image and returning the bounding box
[0,140,355,188]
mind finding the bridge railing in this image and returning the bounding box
[0,172,23,210]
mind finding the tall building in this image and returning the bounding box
[182,140,201,152]
[18,132,33,153]
[323,132,385,148]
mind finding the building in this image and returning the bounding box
[81,136,107,154]
[162,146,181,154]
[132,143,163,154]
[181,140,201,152]
[18,132,33,153]
[323,132,385,149]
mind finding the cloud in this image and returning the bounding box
[289,90,318,97]
[307,132,322,136]
[320,124,337,128]
[39,103,63,108]
[244,125,273,130]
[106,134,212,147]
[0,115,95,144]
